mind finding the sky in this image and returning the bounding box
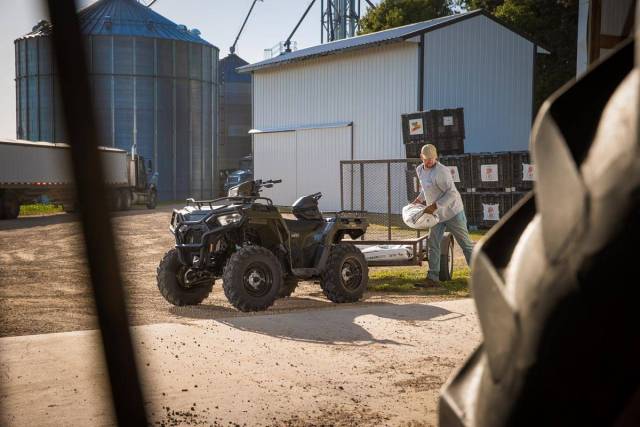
[0,0,379,139]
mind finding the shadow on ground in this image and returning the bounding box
[175,302,462,346]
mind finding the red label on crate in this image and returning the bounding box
[409,118,424,135]
[481,164,499,182]
[448,166,460,183]
[523,163,535,181]
[483,203,500,221]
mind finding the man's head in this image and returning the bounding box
[421,144,438,168]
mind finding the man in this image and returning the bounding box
[414,144,474,287]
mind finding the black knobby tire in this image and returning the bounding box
[278,276,299,298]
[320,243,368,303]
[120,189,132,211]
[146,190,157,209]
[156,248,212,306]
[223,246,282,312]
[439,234,454,282]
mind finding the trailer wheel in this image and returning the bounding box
[1,191,20,220]
[439,233,454,282]
[120,189,132,210]
[146,190,157,209]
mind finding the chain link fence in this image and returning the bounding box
[340,159,425,241]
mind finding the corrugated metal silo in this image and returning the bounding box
[218,53,252,193]
[14,0,219,200]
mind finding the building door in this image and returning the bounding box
[252,124,352,211]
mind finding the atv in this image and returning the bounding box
[157,179,369,312]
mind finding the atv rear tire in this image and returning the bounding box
[320,243,368,303]
[157,248,212,306]
[278,276,299,298]
[223,246,282,312]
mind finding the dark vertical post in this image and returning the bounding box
[340,161,344,211]
[588,0,602,64]
[360,162,365,240]
[387,161,392,240]
[418,34,425,111]
[44,0,148,424]
[532,44,537,123]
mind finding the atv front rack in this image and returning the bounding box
[185,196,273,209]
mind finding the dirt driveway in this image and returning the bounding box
[0,207,480,426]
[0,206,470,337]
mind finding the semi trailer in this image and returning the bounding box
[0,138,157,220]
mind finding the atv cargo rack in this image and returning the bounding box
[185,196,273,209]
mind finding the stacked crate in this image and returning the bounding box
[402,108,465,157]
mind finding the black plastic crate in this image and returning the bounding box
[472,192,513,229]
[511,191,528,207]
[401,112,429,144]
[470,152,511,192]
[460,192,475,227]
[405,142,422,159]
[433,137,464,156]
[440,154,472,191]
[510,151,535,191]
[426,108,465,140]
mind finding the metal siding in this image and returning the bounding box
[39,76,53,141]
[175,79,190,198]
[189,44,202,80]
[93,75,113,147]
[19,79,28,139]
[114,36,134,75]
[135,77,154,165]
[156,78,174,200]
[135,37,154,75]
[157,39,174,77]
[295,127,351,211]
[38,37,52,75]
[190,80,202,197]
[27,39,38,76]
[28,76,39,140]
[92,36,113,74]
[202,82,212,196]
[114,76,133,150]
[253,132,297,205]
[423,14,533,152]
[253,43,418,161]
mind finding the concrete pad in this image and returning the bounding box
[0,299,481,426]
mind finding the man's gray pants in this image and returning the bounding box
[427,210,474,281]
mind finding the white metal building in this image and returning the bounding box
[239,10,546,211]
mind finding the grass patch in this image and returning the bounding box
[19,203,64,216]
[368,266,470,297]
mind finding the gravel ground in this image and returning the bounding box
[0,206,470,337]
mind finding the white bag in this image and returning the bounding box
[402,203,439,229]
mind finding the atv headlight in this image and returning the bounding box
[217,212,243,226]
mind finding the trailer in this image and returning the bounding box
[0,139,157,219]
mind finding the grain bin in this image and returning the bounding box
[15,0,219,200]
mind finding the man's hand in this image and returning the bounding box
[424,203,437,215]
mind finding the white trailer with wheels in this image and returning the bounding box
[0,139,158,219]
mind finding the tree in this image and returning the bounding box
[359,0,460,35]
[465,0,578,112]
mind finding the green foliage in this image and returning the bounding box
[368,266,470,297]
[359,0,459,34]
[466,0,579,113]
[19,203,63,216]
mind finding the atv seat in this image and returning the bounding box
[284,218,324,235]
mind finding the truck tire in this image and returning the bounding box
[278,276,299,298]
[146,190,157,209]
[440,42,640,426]
[439,233,454,282]
[2,191,20,220]
[320,243,368,303]
[156,248,212,306]
[120,189,132,211]
[222,246,282,312]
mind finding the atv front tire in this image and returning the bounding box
[320,243,368,303]
[157,248,212,306]
[223,246,283,312]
